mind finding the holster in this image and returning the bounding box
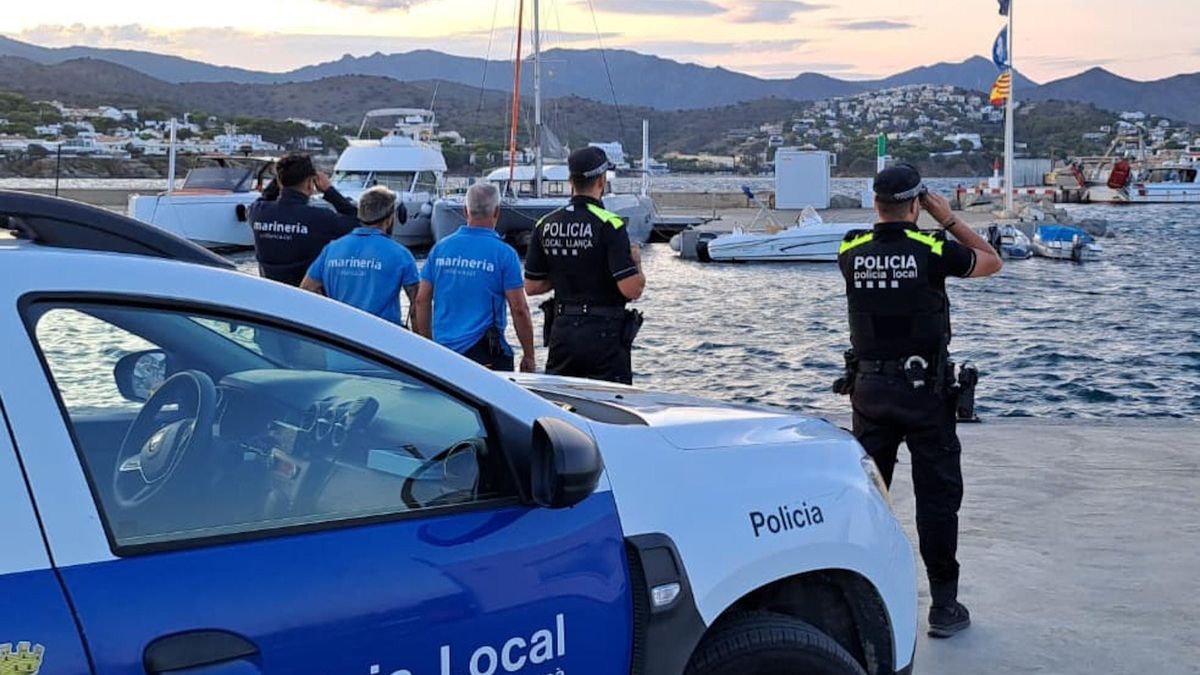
[621,309,645,348]
[539,299,558,348]
[956,363,981,423]
[484,326,506,358]
[832,349,858,396]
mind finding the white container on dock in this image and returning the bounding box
[775,148,834,209]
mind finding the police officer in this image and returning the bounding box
[249,153,359,286]
[524,147,646,384]
[837,164,1002,638]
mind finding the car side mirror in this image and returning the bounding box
[114,349,169,403]
[530,417,603,509]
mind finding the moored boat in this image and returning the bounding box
[1032,224,1103,262]
[127,155,274,249]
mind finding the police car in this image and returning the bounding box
[0,191,916,675]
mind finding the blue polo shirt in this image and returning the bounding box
[421,226,524,353]
[307,228,419,325]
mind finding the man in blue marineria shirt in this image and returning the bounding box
[415,182,536,372]
[302,186,419,326]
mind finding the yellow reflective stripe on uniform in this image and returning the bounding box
[838,232,875,254]
[586,203,625,229]
[905,229,944,256]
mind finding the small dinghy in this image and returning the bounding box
[1032,224,1103,262]
[988,224,1033,260]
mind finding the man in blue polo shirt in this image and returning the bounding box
[302,186,419,326]
[415,182,536,372]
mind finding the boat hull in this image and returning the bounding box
[128,192,259,249]
[701,223,867,263]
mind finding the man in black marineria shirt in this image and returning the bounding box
[249,153,359,286]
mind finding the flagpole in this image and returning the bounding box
[1004,0,1015,216]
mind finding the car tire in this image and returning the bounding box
[685,612,867,675]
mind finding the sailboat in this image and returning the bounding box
[430,0,656,248]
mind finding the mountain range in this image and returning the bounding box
[0,34,1197,122]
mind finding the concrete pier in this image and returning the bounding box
[882,419,1200,674]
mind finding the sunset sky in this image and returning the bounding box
[4,0,1197,82]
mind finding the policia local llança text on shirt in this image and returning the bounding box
[835,164,1002,640]
[524,147,646,385]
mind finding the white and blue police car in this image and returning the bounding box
[0,191,916,675]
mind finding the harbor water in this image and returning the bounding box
[220,201,1197,422]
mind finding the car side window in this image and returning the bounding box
[26,302,516,552]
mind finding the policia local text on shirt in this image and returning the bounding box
[524,147,646,385]
[835,164,1002,640]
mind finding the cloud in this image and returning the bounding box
[316,0,435,10]
[1026,55,1117,70]
[733,1,828,23]
[631,38,808,58]
[833,20,913,31]
[582,0,725,17]
[16,23,160,48]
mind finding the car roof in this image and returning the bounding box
[0,190,234,270]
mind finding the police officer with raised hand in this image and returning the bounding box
[836,164,1002,639]
[524,147,646,384]
[250,153,359,286]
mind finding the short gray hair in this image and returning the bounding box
[466,182,501,220]
[358,185,397,225]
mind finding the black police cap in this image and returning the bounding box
[569,146,614,179]
[874,164,928,203]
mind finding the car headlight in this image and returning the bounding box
[861,455,893,510]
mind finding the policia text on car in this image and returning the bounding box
[524,147,646,385]
[834,164,1003,639]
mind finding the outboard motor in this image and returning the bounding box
[1071,234,1085,263]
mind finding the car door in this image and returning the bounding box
[0,395,92,675]
[9,297,633,675]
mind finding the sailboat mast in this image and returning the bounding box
[1003,0,1015,215]
[533,0,544,198]
[507,0,526,191]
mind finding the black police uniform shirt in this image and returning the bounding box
[524,195,638,306]
[837,222,976,361]
[248,187,359,286]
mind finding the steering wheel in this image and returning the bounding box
[400,440,482,510]
[112,371,218,509]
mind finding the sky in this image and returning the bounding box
[4,0,1198,83]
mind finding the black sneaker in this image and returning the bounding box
[928,602,971,638]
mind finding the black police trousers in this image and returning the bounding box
[546,315,632,385]
[851,372,963,605]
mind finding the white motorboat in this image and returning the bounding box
[431,165,654,247]
[698,211,868,263]
[331,109,448,248]
[127,156,274,249]
[1115,163,1200,204]
[1032,224,1103,262]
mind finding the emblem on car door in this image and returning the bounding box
[0,642,44,674]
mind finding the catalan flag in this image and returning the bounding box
[990,71,1012,106]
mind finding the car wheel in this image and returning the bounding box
[685,612,867,675]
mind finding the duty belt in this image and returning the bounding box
[556,303,626,318]
[858,357,931,375]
